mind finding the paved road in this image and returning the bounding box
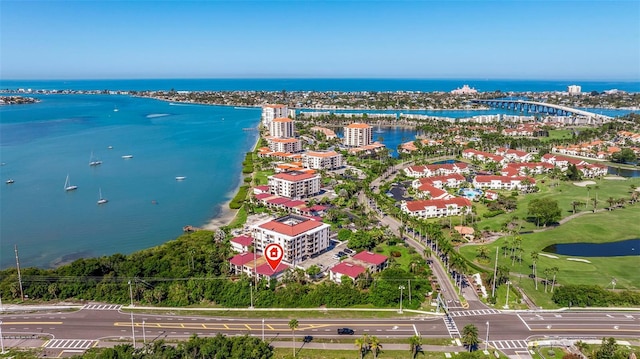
[2,304,639,357]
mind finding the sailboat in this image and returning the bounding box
[64,174,78,191]
[97,188,108,204]
[89,151,103,166]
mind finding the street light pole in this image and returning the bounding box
[398,285,405,314]
[128,280,134,307]
[485,321,490,351]
[249,282,254,309]
[262,318,265,341]
[142,320,146,346]
[504,281,511,309]
[130,311,136,348]
[0,320,5,354]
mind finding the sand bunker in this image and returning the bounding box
[573,180,596,187]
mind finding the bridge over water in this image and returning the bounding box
[470,99,612,123]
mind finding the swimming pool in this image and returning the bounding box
[459,188,483,200]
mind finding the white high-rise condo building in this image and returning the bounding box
[567,85,581,95]
[344,123,372,147]
[262,104,288,127]
[270,117,295,138]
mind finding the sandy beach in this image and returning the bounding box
[202,202,239,230]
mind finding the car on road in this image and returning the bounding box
[337,328,355,335]
[303,335,313,343]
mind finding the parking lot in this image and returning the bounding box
[296,239,354,274]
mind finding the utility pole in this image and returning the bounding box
[15,245,24,301]
[491,246,498,299]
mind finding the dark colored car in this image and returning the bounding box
[303,335,313,343]
[337,328,355,335]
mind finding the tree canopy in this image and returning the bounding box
[527,198,561,227]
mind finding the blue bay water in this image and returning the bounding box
[1,78,638,269]
[0,94,260,268]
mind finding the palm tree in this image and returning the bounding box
[550,266,559,293]
[355,334,369,359]
[476,246,489,261]
[543,268,552,293]
[408,335,422,359]
[369,335,382,359]
[606,196,616,211]
[570,200,585,214]
[288,319,299,357]
[461,324,479,351]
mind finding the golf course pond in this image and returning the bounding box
[542,238,640,257]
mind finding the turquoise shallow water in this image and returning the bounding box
[0,94,260,268]
[1,78,638,269]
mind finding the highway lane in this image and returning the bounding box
[3,308,638,343]
[1,308,448,341]
[2,307,639,359]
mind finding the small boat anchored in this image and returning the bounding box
[121,155,133,159]
[175,176,187,181]
[64,174,78,191]
[5,179,15,184]
[97,188,108,204]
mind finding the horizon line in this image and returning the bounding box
[2,77,639,83]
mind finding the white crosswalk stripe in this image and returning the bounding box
[45,339,97,349]
[490,340,529,350]
[449,309,501,317]
[443,315,461,337]
[82,304,122,310]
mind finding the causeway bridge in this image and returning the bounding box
[470,98,613,123]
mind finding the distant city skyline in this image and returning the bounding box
[1,1,639,81]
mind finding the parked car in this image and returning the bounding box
[303,335,313,343]
[337,328,355,335]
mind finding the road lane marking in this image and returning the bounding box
[517,314,532,330]
[245,325,252,330]
[2,322,63,325]
[413,324,419,336]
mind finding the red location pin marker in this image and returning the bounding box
[264,243,284,271]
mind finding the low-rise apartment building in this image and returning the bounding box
[302,150,344,170]
[401,197,472,218]
[268,171,321,199]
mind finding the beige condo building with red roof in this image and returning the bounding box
[302,150,344,170]
[267,137,303,153]
[268,170,321,199]
[270,117,295,138]
[344,122,372,147]
[251,214,331,264]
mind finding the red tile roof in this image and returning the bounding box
[255,262,289,276]
[306,150,340,158]
[475,175,536,184]
[272,171,318,182]
[272,117,292,122]
[352,251,388,265]
[330,262,366,279]
[405,197,472,212]
[231,235,253,247]
[258,215,325,236]
[346,123,371,129]
[229,252,256,266]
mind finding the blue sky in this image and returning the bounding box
[1,1,639,80]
